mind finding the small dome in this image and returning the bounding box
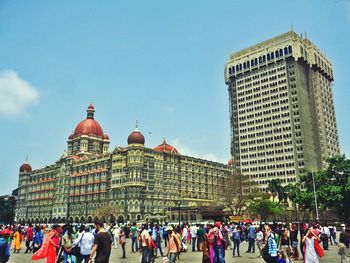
[154,139,180,155]
[103,134,109,140]
[127,128,145,145]
[87,104,94,110]
[228,159,234,166]
[20,163,32,173]
[68,134,74,140]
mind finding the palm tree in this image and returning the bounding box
[268,179,286,203]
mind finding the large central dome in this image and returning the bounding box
[70,104,105,139]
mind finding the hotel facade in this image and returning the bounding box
[15,105,231,224]
[225,31,340,191]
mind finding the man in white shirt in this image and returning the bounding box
[73,225,95,263]
[112,225,120,249]
[189,224,198,252]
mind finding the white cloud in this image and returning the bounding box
[170,138,226,163]
[0,70,39,118]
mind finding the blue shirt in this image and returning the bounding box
[248,225,255,239]
[0,237,10,261]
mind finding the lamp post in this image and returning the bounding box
[177,200,181,226]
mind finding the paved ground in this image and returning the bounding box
[10,239,340,262]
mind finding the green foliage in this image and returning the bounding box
[286,155,350,222]
[267,179,287,203]
[249,195,286,221]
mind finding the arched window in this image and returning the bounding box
[279,49,283,57]
[229,67,232,74]
[232,66,235,73]
[275,50,279,58]
[259,56,262,63]
[251,59,254,66]
[271,52,274,59]
[243,62,246,69]
[247,61,250,68]
[254,58,258,65]
[236,65,239,71]
[263,55,266,62]
[267,53,270,60]
[239,64,242,71]
[284,47,288,55]
[288,45,292,53]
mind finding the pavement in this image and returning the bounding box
[10,239,340,262]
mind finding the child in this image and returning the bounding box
[278,251,286,263]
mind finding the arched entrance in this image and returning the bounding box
[117,215,124,224]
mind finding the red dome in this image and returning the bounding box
[73,119,104,137]
[68,134,74,140]
[70,104,104,139]
[228,159,234,166]
[128,128,145,145]
[154,140,180,155]
[20,163,32,173]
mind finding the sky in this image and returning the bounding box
[0,0,350,195]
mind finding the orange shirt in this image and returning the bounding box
[168,233,181,253]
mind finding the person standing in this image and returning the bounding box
[197,225,205,252]
[13,228,21,253]
[232,226,242,257]
[32,226,44,254]
[246,224,256,253]
[89,220,112,263]
[119,228,126,259]
[290,224,299,260]
[190,224,198,252]
[302,228,323,263]
[0,230,10,263]
[31,226,59,263]
[278,229,292,263]
[25,224,33,254]
[140,224,150,263]
[112,225,120,249]
[62,227,75,263]
[73,225,94,263]
[155,225,164,257]
[268,230,278,263]
[166,226,181,263]
[182,225,188,244]
[338,228,350,263]
[130,223,138,252]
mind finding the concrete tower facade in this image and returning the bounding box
[225,31,340,191]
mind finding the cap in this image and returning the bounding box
[166,226,173,231]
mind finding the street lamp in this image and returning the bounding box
[177,200,181,226]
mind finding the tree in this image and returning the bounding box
[267,179,287,203]
[249,194,286,221]
[94,204,122,223]
[218,173,259,216]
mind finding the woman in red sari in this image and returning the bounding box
[32,225,59,263]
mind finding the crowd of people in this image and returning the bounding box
[0,220,349,263]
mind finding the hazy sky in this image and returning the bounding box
[1,0,349,195]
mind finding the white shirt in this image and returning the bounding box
[190,226,197,238]
[112,227,120,237]
[182,227,188,239]
[73,232,95,256]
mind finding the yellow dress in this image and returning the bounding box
[14,231,21,250]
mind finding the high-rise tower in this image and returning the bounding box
[225,31,340,190]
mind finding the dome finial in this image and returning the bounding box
[25,154,28,163]
[134,120,139,132]
[87,104,95,119]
